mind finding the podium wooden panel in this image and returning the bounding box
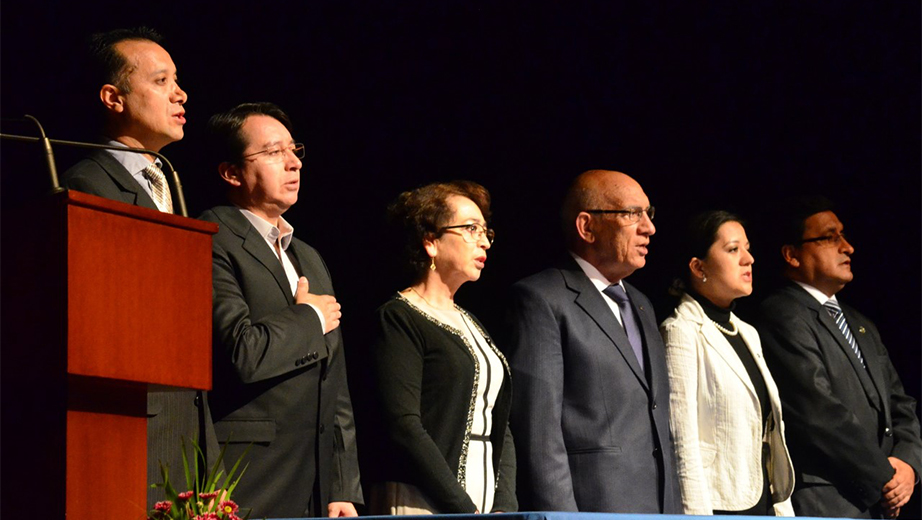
[1,190,218,520]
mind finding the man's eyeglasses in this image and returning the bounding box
[439,223,495,245]
[242,143,305,163]
[584,206,655,224]
[798,232,848,247]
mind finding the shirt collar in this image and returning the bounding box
[571,252,624,293]
[238,208,294,251]
[794,281,838,306]
[103,138,160,176]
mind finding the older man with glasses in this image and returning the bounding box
[756,197,921,519]
[200,102,363,519]
[504,169,682,514]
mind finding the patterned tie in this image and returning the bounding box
[143,162,174,214]
[823,299,866,368]
[603,284,645,372]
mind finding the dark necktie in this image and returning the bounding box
[823,299,866,369]
[603,284,645,372]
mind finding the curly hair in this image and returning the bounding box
[388,180,492,281]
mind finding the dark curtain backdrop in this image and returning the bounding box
[2,1,919,516]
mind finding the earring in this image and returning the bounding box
[702,274,707,283]
[430,257,436,271]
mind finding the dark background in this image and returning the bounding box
[2,0,919,516]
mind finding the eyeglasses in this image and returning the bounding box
[242,143,305,163]
[584,206,655,223]
[439,223,495,245]
[799,232,848,247]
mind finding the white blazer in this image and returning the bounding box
[660,293,795,516]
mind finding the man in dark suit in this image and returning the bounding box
[757,198,921,518]
[62,27,187,210]
[201,102,362,518]
[505,169,680,513]
[60,28,217,508]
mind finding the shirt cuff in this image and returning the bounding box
[306,303,327,333]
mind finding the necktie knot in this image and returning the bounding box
[603,284,630,304]
[823,300,842,318]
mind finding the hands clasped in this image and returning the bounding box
[881,456,915,518]
[296,277,342,334]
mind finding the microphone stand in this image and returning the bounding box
[0,129,189,217]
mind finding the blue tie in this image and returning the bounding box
[603,284,645,372]
[823,300,866,369]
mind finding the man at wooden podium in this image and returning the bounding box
[59,28,221,508]
[200,102,363,518]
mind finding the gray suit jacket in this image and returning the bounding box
[62,149,217,508]
[61,150,160,210]
[201,206,362,518]
[757,283,922,518]
[505,258,681,513]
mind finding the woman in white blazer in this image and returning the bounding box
[660,211,794,516]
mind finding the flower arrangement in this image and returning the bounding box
[148,438,251,520]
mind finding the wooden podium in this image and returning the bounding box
[1,190,218,519]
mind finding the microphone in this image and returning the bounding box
[22,114,62,192]
[1,121,189,217]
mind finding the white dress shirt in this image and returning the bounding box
[238,208,326,331]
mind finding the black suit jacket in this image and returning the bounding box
[61,150,160,209]
[62,148,217,508]
[757,283,922,518]
[201,206,362,518]
[505,258,681,513]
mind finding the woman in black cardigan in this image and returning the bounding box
[367,180,516,514]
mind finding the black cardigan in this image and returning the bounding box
[370,295,517,513]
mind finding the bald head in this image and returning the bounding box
[562,169,655,282]
[562,170,641,241]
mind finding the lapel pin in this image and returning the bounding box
[858,326,866,334]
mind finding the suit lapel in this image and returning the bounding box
[841,305,886,413]
[91,150,161,211]
[679,295,757,398]
[788,285,882,412]
[705,318,758,397]
[563,266,648,390]
[218,207,294,302]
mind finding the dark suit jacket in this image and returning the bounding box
[61,150,160,210]
[757,283,922,518]
[201,206,362,518]
[62,149,217,508]
[505,258,681,513]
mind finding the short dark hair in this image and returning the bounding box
[388,180,492,280]
[670,210,745,295]
[208,102,294,165]
[778,195,835,246]
[89,27,163,92]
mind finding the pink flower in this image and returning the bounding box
[154,501,172,513]
[177,491,194,500]
[199,491,219,500]
[219,500,239,516]
[193,514,219,520]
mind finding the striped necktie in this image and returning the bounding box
[823,300,866,369]
[143,162,173,214]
